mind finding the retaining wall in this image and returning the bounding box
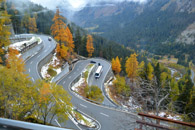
[22,42,43,62]
[37,49,56,79]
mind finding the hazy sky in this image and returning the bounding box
[30,0,148,11]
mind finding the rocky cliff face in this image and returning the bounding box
[176,22,195,45]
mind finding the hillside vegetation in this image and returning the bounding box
[71,0,195,65]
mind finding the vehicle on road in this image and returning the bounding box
[48,37,52,41]
[90,60,96,64]
[95,65,103,79]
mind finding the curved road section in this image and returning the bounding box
[25,35,138,130]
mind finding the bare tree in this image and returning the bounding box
[131,76,171,116]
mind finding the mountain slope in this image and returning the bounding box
[70,0,195,50]
[7,0,134,65]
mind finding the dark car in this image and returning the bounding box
[48,37,52,41]
[90,61,96,64]
[98,63,101,66]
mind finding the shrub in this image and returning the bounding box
[84,85,104,103]
[47,67,57,77]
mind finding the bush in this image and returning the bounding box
[84,85,104,103]
[47,67,57,77]
[84,71,89,80]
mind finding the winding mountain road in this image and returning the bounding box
[25,35,138,130]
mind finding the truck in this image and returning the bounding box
[95,65,103,79]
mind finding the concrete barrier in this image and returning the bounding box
[37,49,56,79]
[52,63,69,83]
[22,42,43,62]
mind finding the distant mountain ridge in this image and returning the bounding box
[67,0,195,51]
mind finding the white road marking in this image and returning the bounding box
[55,119,61,127]
[29,68,31,72]
[32,77,35,82]
[37,55,40,58]
[80,104,87,108]
[100,112,109,117]
[63,81,66,85]
[30,61,33,64]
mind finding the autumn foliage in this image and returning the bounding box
[51,8,67,45]
[65,27,75,52]
[6,48,25,73]
[40,82,51,103]
[125,53,138,80]
[28,14,38,33]
[111,56,121,74]
[86,35,94,57]
[0,0,11,63]
[51,8,75,60]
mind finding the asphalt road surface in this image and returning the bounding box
[25,35,138,130]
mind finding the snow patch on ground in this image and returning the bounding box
[105,77,141,112]
[126,97,141,110]
[71,77,85,92]
[69,108,96,128]
[41,53,62,79]
[71,64,94,92]
[168,67,182,80]
[10,37,42,51]
[149,112,182,121]
[50,53,60,67]
[9,37,42,60]
[76,111,96,128]
[41,64,50,79]
[159,112,182,121]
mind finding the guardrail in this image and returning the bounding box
[0,118,71,130]
[22,41,44,62]
[136,113,195,130]
[10,34,31,43]
[20,40,38,54]
[52,63,70,83]
[37,37,57,79]
[10,36,40,54]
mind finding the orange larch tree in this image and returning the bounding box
[86,34,94,57]
[112,56,121,74]
[50,8,67,46]
[60,44,68,60]
[111,58,116,72]
[125,53,138,81]
[65,26,74,52]
[115,56,121,74]
[51,8,75,60]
